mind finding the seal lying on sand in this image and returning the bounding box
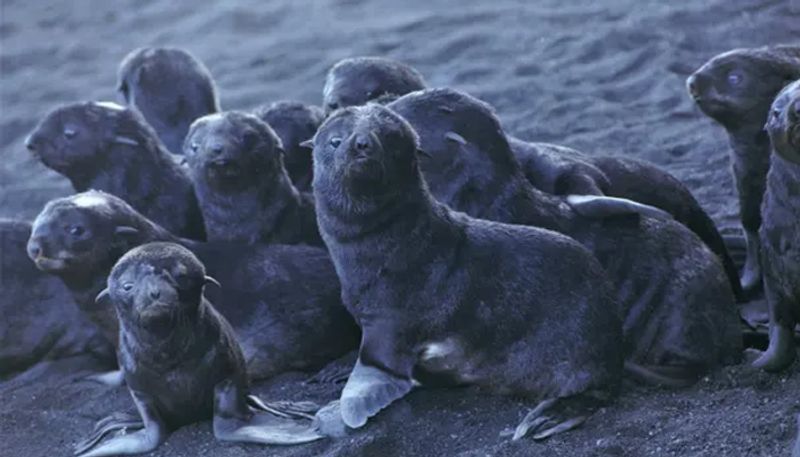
[117,47,220,155]
[24,101,206,241]
[322,57,742,297]
[309,103,624,440]
[74,243,323,457]
[753,80,800,372]
[27,191,358,381]
[0,219,113,377]
[687,44,800,292]
[253,101,325,191]
[387,88,742,385]
[184,111,323,246]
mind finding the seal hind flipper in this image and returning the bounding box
[511,392,607,441]
[565,195,674,221]
[751,321,796,371]
[75,390,167,457]
[73,411,143,456]
[340,357,414,429]
[213,379,323,445]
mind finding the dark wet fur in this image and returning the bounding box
[312,104,622,404]
[388,88,742,381]
[25,102,206,240]
[253,101,325,191]
[28,191,358,379]
[117,47,220,156]
[0,219,113,378]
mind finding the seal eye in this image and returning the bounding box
[68,225,85,237]
[190,142,199,153]
[726,70,744,87]
[63,128,77,139]
[122,283,133,292]
[329,137,342,149]
[327,102,339,112]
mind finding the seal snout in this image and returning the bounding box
[686,73,706,100]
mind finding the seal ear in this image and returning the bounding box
[299,139,314,149]
[204,276,221,288]
[95,288,110,304]
[114,226,141,247]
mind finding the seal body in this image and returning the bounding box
[253,101,325,191]
[0,219,113,376]
[754,80,800,371]
[687,44,800,291]
[323,57,426,115]
[388,88,742,383]
[311,104,623,434]
[184,111,322,246]
[27,191,358,379]
[117,47,220,155]
[24,101,206,241]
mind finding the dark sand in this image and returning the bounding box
[1,0,799,456]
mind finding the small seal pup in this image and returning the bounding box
[117,47,220,155]
[0,219,113,376]
[387,88,742,384]
[321,57,742,296]
[253,101,325,191]
[753,80,800,372]
[687,44,800,291]
[24,101,206,241]
[74,242,323,457]
[27,190,358,381]
[322,56,426,115]
[184,111,323,246]
[310,104,624,440]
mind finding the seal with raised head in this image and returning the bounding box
[0,219,113,377]
[322,57,426,115]
[24,101,206,241]
[320,57,742,297]
[73,242,323,457]
[753,79,800,371]
[27,190,358,381]
[184,111,323,246]
[253,101,325,191]
[687,44,800,292]
[117,47,220,155]
[309,103,624,440]
[387,88,742,385]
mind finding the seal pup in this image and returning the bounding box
[74,242,323,457]
[321,57,742,296]
[27,190,358,381]
[24,101,206,241]
[117,47,220,155]
[753,80,800,371]
[184,111,323,246]
[310,104,623,440]
[687,45,800,291]
[322,56,426,115]
[253,101,325,191]
[0,219,113,377]
[387,88,742,384]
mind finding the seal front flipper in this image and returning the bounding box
[511,390,608,441]
[565,195,674,221]
[84,369,125,387]
[74,390,167,457]
[339,357,413,429]
[213,379,323,445]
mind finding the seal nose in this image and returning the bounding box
[24,134,37,152]
[210,143,224,155]
[686,74,704,99]
[354,134,371,155]
[149,288,161,300]
[27,238,42,260]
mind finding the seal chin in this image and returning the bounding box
[33,256,70,272]
[137,303,176,325]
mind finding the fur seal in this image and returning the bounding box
[117,47,220,155]
[74,242,323,457]
[253,101,325,191]
[320,57,742,297]
[310,103,624,439]
[24,101,206,241]
[0,219,113,377]
[753,79,800,371]
[387,88,742,384]
[184,111,323,246]
[27,190,358,381]
[322,57,426,115]
[687,45,800,291]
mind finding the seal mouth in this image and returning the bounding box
[32,255,71,272]
[206,158,242,180]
